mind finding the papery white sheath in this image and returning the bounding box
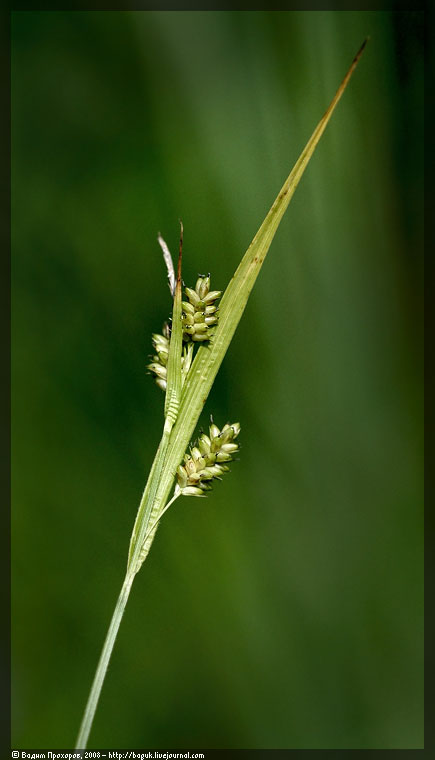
[157,234,176,296]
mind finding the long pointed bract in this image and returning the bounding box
[164,222,183,431]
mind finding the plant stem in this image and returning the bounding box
[127,424,172,573]
[75,571,135,750]
[75,491,179,751]
[143,490,180,543]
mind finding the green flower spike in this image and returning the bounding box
[148,273,220,391]
[148,321,194,392]
[182,275,222,342]
[147,322,171,391]
[175,421,241,497]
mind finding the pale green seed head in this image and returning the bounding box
[218,426,235,444]
[180,276,222,345]
[221,442,239,453]
[181,486,206,497]
[177,465,187,488]
[199,435,211,455]
[148,363,167,380]
[185,287,200,307]
[176,419,241,497]
[182,301,195,315]
[209,423,220,440]
[199,467,217,480]
[185,459,196,477]
[195,276,210,300]
[231,422,241,438]
[203,290,222,304]
[156,350,168,364]
[193,323,208,334]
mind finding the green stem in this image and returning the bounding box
[75,491,180,751]
[75,571,135,750]
[143,490,180,542]
[127,424,172,573]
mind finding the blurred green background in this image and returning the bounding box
[11,10,423,750]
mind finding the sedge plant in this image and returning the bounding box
[75,40,367,750]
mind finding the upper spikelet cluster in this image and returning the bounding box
[147,322,170,391]
[182,276,221,342]
[148,322,193,391]
[148,275,221,390]
[176,421,240,496]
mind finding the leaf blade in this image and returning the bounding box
[173,39,368,445]
[164,222,183,431]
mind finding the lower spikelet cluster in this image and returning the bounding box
[176,421,241,497]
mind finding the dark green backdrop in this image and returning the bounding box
[12,10,423,750]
